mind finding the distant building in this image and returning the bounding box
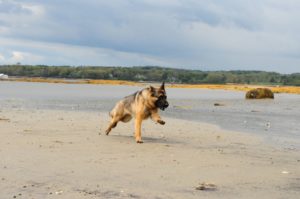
[0,73,9,79]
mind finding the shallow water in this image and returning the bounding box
[1,81,299,149]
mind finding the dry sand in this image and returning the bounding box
[0,108,299,199]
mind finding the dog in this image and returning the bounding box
[105,82,169,143]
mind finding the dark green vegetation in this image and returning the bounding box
[0,65,299,85]
[246,88,274,99]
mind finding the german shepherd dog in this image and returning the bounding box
[105,82,169,143]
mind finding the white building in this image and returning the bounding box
[0,73,9,79]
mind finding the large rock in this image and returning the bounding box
[245,88,274,99]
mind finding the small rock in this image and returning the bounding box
[195,182,217,191]
[214,103,225,106]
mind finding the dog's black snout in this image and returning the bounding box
[164,101,169,108]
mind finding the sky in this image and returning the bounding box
[0,0,299,73]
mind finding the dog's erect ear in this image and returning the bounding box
[160,81,165,90]
[149,86,155,93]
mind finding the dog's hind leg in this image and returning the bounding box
[121,114,132,123]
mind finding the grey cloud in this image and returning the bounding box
[0,0,30,14]
[0,0,299,73]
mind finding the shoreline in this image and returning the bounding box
[1,77,300,94]
[1,80,299,151]
[1,108,299,198]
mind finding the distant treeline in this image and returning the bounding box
[0,65,299,86]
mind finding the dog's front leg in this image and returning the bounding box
[135,115,143,143]
[151,110,165,125]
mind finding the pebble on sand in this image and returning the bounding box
[195,182,217,191]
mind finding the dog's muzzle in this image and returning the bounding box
[155,96,169,111]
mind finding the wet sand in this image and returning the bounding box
[1,81,300,150]
[1,108,299,199]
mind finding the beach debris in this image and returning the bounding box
[0,117,10,122]
[281,171,288,174]
[12,194,22,199]
[265,122,271,131]
[245,88,274,99]
[55,190,64,195]
[195,182,217,191]
[214,103,225,106]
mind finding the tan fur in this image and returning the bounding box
[105,83,167,143]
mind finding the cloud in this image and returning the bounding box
[0,0,299,73]
[1,50,43,64]
[0,0,30,14]
[11,51,24,62]
[0,53,4,61]
[0,37,169,66]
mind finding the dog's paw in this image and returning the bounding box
[135,137,143,143]
[157,120,165,125]
[136,140,144,144]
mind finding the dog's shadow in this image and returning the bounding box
[107,134,182,145]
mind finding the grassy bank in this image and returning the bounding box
[169,83,300,94]
[2,77,300,94]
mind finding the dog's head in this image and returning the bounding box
[149,82,169,111]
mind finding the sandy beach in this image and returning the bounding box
[1,0,300,197]
[1,107,299,199]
